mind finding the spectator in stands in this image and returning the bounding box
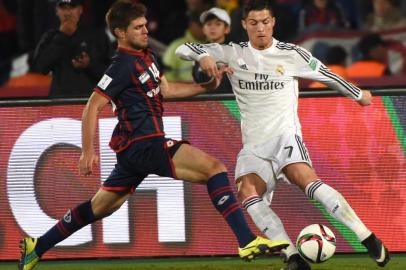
[0,0,18,86]
[335,0,362,29]
[192,7,233,93]
[216,0,239,13]
[298,0,349,34]
[33,0,113,98]
[325,45,348,77]
[163,10,206,81]
[138,0,186,44]
[201,7,231,43]
[347,33,390,78]
[363,0,406,32]
[16,0,58,70]
[309,45,348,88]
[229,0,249,42]
[3,0,58,90]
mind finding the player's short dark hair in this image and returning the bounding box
[106,0,147,37]
[242,0,274,19]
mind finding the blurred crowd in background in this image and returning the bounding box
[1,0,406,98]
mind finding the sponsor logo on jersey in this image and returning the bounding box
[97,74,113,90]
[239,80,285,90]
[147,86,161,97]
[149,63,160,82]
[139,72,151,84]
[238,73,285,91]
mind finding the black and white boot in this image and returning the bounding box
[361,233,390,267]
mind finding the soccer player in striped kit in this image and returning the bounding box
[18,1,290,270]
[176,0,390,269]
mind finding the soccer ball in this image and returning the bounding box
[296,224,336,263]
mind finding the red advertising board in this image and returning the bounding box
[0,96,405,260]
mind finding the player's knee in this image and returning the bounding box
[236,178,255,201]
[283,163,317,191]
[236,174,266,201]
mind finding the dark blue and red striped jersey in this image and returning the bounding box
[94,47,165,153]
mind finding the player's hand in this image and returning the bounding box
[72,52,90,69]
[199,56,220,78]
[219,64,234,76]
[79,151,99,176]
[357,90,372,106]
[199,65,233,90]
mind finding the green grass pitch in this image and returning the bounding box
[3,254,405,270]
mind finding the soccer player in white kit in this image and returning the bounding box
[175,1,390,269]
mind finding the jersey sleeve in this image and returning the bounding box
[175,42,230,64]
[94,59,131,100]
[293,45,362,100]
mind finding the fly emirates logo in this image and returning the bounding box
[238,73,285,91]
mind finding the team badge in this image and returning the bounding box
[276,65,285,75]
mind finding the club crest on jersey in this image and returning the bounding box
[139,72,150,84]
[276,65,285,75]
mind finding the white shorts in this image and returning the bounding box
[235,132,312,203]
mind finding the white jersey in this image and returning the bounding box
[176,39,362,147]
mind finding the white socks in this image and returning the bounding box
[305,180,371,242]
[243,196,297,258]
[241,179,372,260]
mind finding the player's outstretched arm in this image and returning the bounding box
[160,75,223,99]
[79,92,109,176]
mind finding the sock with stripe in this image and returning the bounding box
[243,195,297,258]
[35,200,96,257]
[207,172,256,247]
[306,180,371,242]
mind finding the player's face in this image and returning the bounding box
[242,9,275,50]
[123,17,149,50]
[202,18,230,43]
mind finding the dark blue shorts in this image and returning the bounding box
[102,137,188,193]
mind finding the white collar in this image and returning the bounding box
[248,38,278,55]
